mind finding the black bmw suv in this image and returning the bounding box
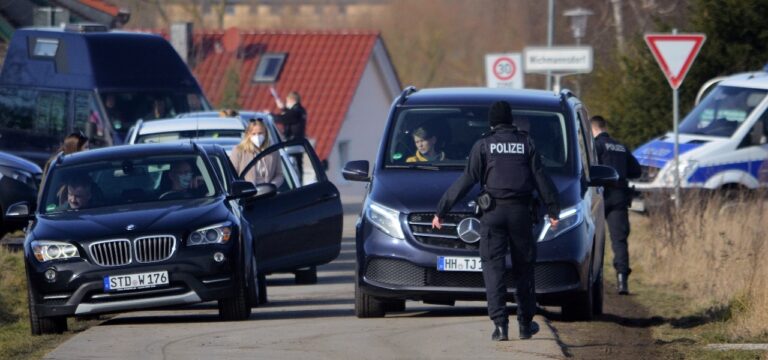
[14,140,342,334]
[344,87,618,320]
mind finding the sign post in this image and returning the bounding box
[644,31,706,208]
[485,53,524,88]
[523,46,593,92]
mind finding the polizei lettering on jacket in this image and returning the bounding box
[489,142,525,154]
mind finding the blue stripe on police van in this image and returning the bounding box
[687,160,765,184]
[633,140,703,168]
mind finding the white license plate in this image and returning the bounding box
[104,271,169,292]
[437,256,483,272]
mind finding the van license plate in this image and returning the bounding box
[104,271,169,292]
[437,257,483,272]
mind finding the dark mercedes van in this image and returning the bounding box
[0,24,210,164]
[344,87,618,320]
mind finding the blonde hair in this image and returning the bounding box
[236,119,271,153]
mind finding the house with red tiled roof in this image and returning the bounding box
[183,27,400,197]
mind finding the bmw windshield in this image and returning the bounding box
[41,154,218,214]
[384,106,573,175]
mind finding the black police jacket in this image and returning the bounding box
[594,132,641,186]
[436,126,560,219]
[594,132,641,208]
[274,103,307,140]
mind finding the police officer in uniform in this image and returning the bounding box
[590,115,641,295]
[432,101,560,341]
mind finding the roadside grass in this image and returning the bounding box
[0,246,95,360]
[620,194,768,359]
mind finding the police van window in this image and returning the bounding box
[385,106,573,175]
[0,87,68,158]
[73,92,108,148]
[679,86,768,137]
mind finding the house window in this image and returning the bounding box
[252,53,286,83]
[338,140,350,174]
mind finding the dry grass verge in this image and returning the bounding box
[633,191,768,341]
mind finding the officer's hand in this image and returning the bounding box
[432,215,442,229]
[549,218,559,229]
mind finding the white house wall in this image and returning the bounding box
[328,49,399,200]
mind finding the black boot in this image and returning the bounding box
[491,322,509,341]
[617,273,629,295]
[518,321,539,339]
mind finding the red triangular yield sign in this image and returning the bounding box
[645,33,706,89]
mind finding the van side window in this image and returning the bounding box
[0,87,67,153]
[739,110,768,148]
[74,92,109,148]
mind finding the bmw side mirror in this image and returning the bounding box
[588,165,619,187]
[227,180,257,200]
[6,201,33,220]
[343,160,370,182]
[254,183,277,199]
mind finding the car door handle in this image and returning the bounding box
[318,193,338,201]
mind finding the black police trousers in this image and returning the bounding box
[605,188,631,275]
[479,203,536,325]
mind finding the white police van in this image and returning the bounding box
[631,70,768,209]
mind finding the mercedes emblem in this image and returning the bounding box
[456,217,482,244]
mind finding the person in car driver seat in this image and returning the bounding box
[406,126,446,163]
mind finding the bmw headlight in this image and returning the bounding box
[188,222,232,245]
[537,206,584,242]
[32,240,80,262]
[0,165,36,189]
[366,201,404,239]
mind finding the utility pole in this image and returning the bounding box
[610,0,626,53]
[546,0,554,90]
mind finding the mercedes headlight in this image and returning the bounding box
[661,159,698,186]
[366,201,404,239]
[0,165,36,189]
[537,206,584,242]
[188,222,232,245]
[32,240,80,262]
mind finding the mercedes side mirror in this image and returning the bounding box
[6,201,33,220]
[227,180,258,200]
[343,160,370,182]
[588,165,619,187]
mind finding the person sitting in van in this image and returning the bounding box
[42,132,90,180]
[229,118,284,188]
[406,126,446,163]
[146,98,170,120]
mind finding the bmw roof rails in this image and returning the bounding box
[398,86,418,105]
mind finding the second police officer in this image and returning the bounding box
[590,115,641,295]
[432,101,560,341]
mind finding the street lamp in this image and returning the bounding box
[563,7,594,46]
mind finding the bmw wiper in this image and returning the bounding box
[387,164,441,171]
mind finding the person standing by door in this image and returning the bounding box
[590,115,641,295]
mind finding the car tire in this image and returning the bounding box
[294,266,317,285]
[354,280,386,318]
[27,283,67,335]
[562,269,595,321]
[592,270,604,316]
[257,272,268,305]
[218,263,252,321]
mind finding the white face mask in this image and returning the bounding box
[250,134,266,147]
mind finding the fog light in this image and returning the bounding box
[44,269,57,282]
[213,252,225,263]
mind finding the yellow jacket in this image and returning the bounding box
[406,151,445,163]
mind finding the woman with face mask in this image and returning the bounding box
[229,118,284,188]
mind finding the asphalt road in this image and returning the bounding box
[45,213,564,360]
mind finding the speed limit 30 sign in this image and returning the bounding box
[485,53,523,88]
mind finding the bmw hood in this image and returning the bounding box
[371,169,580,214]
[31,197,232,241]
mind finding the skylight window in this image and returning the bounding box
[252,53,286,83]
[32,38,59,57]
